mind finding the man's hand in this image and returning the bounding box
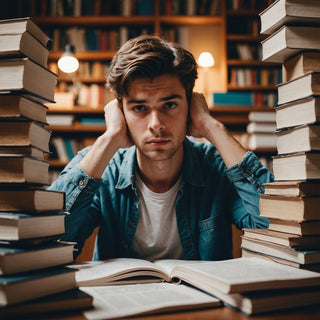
[104,99,133,149]
[188,92,216,139]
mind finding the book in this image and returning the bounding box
[246,133,276,149]
[259,0,320,35]
[278,72,320,105]
[0,17,52,49]
[259,194,320,221]
[0,242,74,275]
[242,228,320,249]
[0,189,65,212]
[261,25,320,63]
[0,155,49,184]
[0,266,76,306]
[276,96,320,129]
[82,282,220,320]
[0,32,49,67]
[272,152,320,180]
[248,111,276,122]
[276,124,320,154]
[204,283,320,315]
[242,249,320,272]
[0,211,66,240]
[0,146,45,159]
[69,257,320,294]
[0,58,57,103]
[268,218,320,235]
[246,121,276,133]
[0,288,92,319]
[0,94,48,124]
[282,52,320,82]
[241,237,320,265]
[263,180,320,197]
[0,121,51,153]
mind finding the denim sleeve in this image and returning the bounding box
[48,150,102,257]
[225,151,274,229]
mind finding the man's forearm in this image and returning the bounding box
[79,131,121,179]
[202,116,247,168]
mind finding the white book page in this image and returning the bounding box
[69,258,170,285]
[81,282,220,320]
[170,257,320,294]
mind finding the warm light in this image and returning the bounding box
[57,44,79,73]
[198,52,214,68]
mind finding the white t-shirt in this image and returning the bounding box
[132,173,184,261]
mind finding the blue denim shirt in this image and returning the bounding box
[48,138,273,261]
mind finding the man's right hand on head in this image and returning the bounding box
[104,99,133,149]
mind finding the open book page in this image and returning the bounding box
[81,282,221,320]
[69,258,171,286]
[168,257,320,294]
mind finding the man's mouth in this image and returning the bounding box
[146,139,170,146]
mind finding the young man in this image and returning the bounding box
[49,35,273,261]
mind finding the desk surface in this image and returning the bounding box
[25,305,320,320]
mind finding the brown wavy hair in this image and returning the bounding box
[106,35,198,105]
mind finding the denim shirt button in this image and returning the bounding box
[79,180,84,186]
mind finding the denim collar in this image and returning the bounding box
[116,138,208,190]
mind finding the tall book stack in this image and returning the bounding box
[241,0,320,272]
[0,17,92,318]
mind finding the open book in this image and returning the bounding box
[70,257,320,294]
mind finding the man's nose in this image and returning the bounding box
[148,110,164,132]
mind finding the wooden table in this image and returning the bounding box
[24,304,320,320]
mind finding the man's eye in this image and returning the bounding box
[133,105,146,112]
[164,102,177,110]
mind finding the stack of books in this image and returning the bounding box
[241,0,320,272]
[245,110,277,150]
[0,17,92,317]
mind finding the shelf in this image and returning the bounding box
[49,51,117,61]
[227,60,280,67]
[227,85,278,91]
[57,76,106,83]
[226,35,265,42]
[159,16,224,25]
[48,125,105,132]
[48,106,104,114]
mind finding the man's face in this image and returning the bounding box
[122,74,189,163]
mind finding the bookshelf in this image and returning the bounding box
[225,0,281,108]
[1,0,279,177]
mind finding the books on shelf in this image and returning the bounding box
[0,211,66,240]
[261,25,320,63]
[246,121,276,133]
[0,94,48,124]
[267,218,320,236]
[0,241,74,275]
[0,58,57,103]
[282,51,320,82]
[272,152,320,180]
[0,155,49,184]
[0,288,93,319]
[0,121,51,153]
[275,96,320,129]
[277,72,320,105]
[259,0,320,35]
[263,180,320,197]
[0,17,52,49]
[0,266,76,306]
[0,189,65,212]
[241,237,320,265]
[242,228,320,249]
[259,194,320,221]
[211,91,253,106]
[0,32,49,67]
[276,124,320,154]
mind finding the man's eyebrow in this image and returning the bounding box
[127,94,183,105]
